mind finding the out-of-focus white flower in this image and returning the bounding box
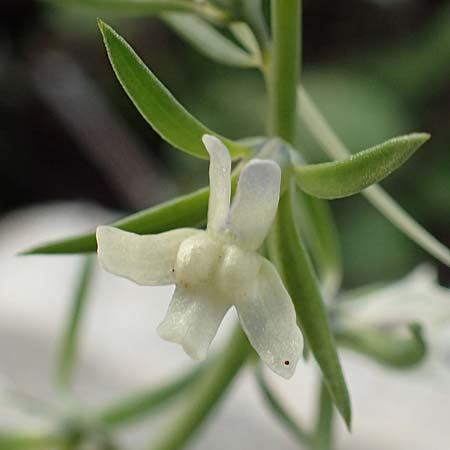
[336,265,450,368]
[336,265,450,329]
[96,135,302,378]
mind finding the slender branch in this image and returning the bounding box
[56,255,96,391]
[254,364,313,448]
[297,87,450,267]
[314,380,335,450]
[148,327,250,450]
[268,0,301,142]
[363,185,450,266]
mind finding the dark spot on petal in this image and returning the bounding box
[284,360,290,366]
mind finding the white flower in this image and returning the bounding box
[336,265,450,330]
[336,265,450,370]
[96,135,303,378]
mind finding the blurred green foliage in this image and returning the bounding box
[2,0,449,287]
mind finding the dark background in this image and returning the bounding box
[1,0,449,287]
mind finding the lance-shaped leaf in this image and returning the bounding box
[24,172,240,255]
[23,186,210,255]
[295,189,342,299]
[163,14,258,67]
[229,22,261,56]
[295,133,430,199]
[335,324,427,369]
[98,21,250,159]
[268,182,351,429]
[50,0,229,22]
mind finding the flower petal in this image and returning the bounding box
[228,159,281,250]
[235,259,303,378]
[202,134,231,232]
[96,226,199,285]
[157,285,230,360]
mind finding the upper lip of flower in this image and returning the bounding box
[96,134,303,379]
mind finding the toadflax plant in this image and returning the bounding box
[97,135,303,377]
[13,1,450,450]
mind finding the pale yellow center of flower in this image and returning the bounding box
[174,232,262,292]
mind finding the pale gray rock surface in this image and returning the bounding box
[0,202,449,449]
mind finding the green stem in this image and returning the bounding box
[269,0,301,141]
[98,364,204,427]
[56,255,96,391]
[314,381,334,450]
[254,364,313,448]
[148,327,250,450]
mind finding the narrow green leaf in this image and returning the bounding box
[236,0,269,53]
[23,171,241,255]
[229,22,261,56]
[57,256,96,390]
[50,0,230,22]
[295,189,342,298]
[98,21,250,159]
[295,133,430,199]
[163,14,257,67]
[268,182,351,429]
[23,186,210,255]
[336,323,427,369]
